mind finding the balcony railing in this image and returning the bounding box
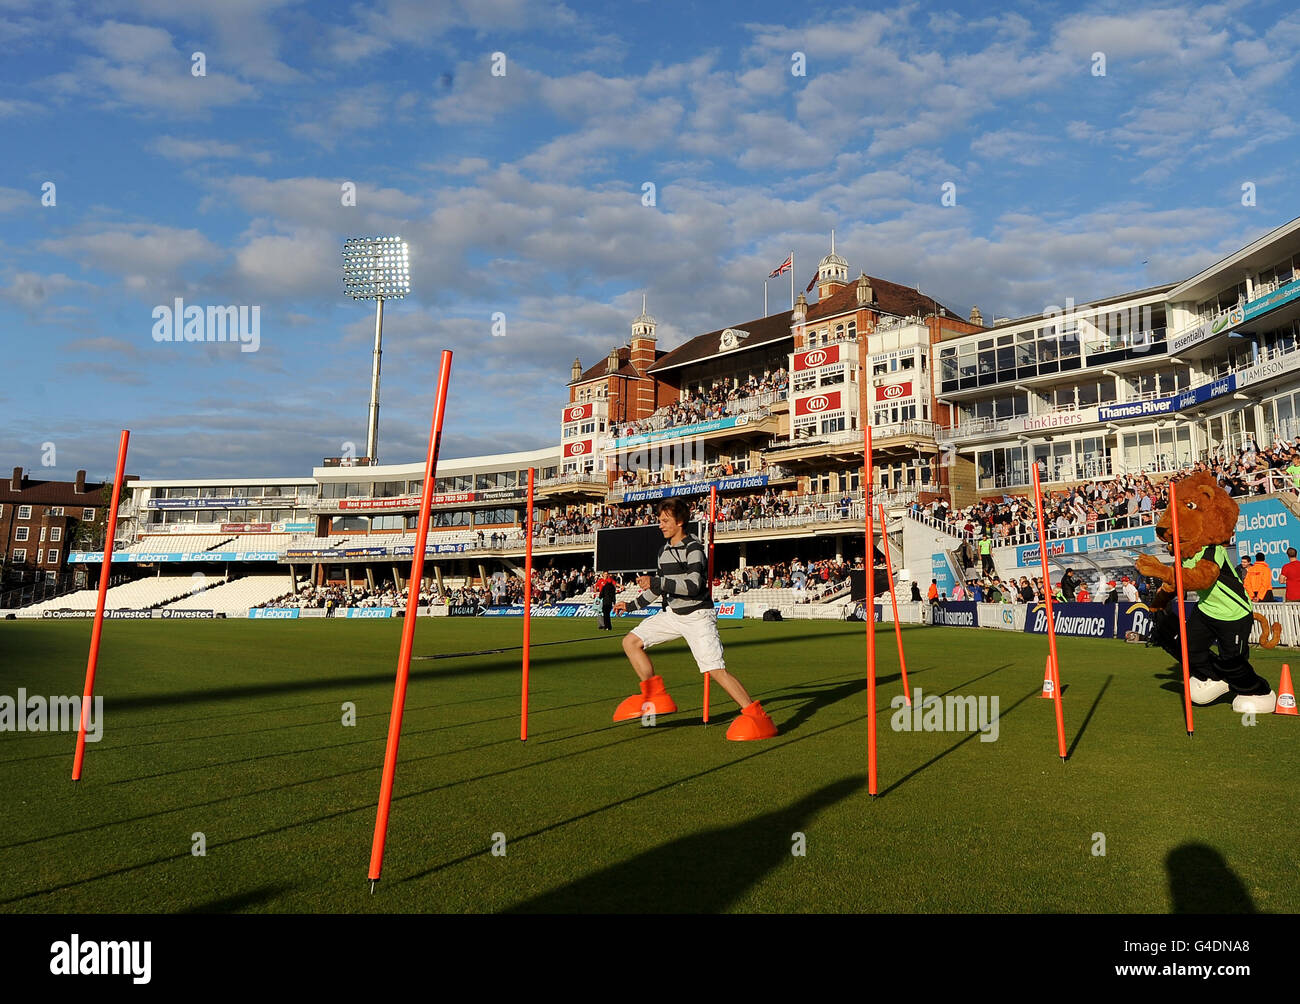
[975,456,1114,492]
[609,464,793,497]
[536,471,608,489]
[942,337,1300,443]
[784,420,936,449]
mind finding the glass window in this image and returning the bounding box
[474,508,519,525]
[939,347,957,383]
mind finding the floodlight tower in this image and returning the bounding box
[342,236,411,464]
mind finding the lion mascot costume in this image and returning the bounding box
[1134,471,1281,713]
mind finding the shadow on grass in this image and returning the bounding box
[1066,674,1114,759]
[96,692,620,787]
[179,884,293,914]
[1167,843,1257,913]
[504,777,863,913]
[878,683,1041,797]
[59,628,835,718]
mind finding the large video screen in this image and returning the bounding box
[594,520,706,572]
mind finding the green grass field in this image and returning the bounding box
[0,618,1295,913]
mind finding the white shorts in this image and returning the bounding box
[631,607,725,672]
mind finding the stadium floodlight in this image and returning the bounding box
[342,236,411,465]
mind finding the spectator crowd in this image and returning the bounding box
[916,437,1300,548]
[613,370,789,438]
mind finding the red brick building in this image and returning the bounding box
[561,298,675,480]
[0,467,118,602]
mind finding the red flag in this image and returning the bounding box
[805,271,817,294]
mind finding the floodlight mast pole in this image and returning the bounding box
[367,296,384,463]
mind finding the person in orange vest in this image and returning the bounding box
[927,579,939,604]
[1243,552,1275,602]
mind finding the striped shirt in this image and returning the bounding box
[629,533,712,615]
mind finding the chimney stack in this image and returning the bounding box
[10,467,21,491]
[969,306,984,326]
[606,347,620,374]
[856,273,873,307]
[76,469,87,493]
[570,357,582,383]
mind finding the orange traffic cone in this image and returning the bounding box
[1040,655,1056,699]
[1276,664,1297,716]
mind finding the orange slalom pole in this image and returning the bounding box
[368,350,452,889]
[1030,461,1068,761]
[704,485,717,723]
[1168,481,1195,736]
[71,429,130,781]
[521,467,535,740]
[865,424,877,795]
[878,503,911,705]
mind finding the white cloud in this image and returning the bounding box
[150,136,272,163]
[231,230,340,298]
[0,186,33,212]
[0,270,98,308]
[40,224,224,292]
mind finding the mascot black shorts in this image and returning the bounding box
[1151,605,1271,696]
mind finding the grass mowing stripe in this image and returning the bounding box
[3,619,1296,912]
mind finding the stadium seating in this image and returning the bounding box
[163,575,292,614]
[17,576,206,617]
[121,535,235,552]
[223,534,295,552]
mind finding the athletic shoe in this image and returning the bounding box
[726,701,778,741]
[612,674,677,721]
[1188,677,1230,705]
[1231,690,1277,714]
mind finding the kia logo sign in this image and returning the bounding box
[808,395,830,411]
[566,404,589,421]
[875,381,912,402]
[570,441,587,455]
[795,344,838,370]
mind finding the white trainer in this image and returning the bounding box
[1188,677,1230,705]
[1232,691,1277,714]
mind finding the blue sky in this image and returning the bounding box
[2,0,1298,480]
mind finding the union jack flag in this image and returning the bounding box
[768,254,792,279]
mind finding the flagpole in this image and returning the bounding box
[764,280,768,317]
[790,250,795,309]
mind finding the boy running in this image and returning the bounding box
[611,498,777,741]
